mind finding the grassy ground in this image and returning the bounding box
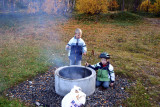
[0,12,160,106]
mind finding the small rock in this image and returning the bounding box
[121,87,124,90]
[35,101,41,106]
[9,95,14,98]
[29,81,32,84]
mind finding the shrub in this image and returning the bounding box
[149,0,160,14]
[108,0,119,11]
[76,0,108,14]
[124,80,151,107]
[110,11,142,22]
[140,0,151,12]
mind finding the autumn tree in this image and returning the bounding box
[108,0,119,11]
[76,0,108,14]
[140,0,151,12]
[149,0,160,14]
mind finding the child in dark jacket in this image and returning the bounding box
[86,52,115,88]
[66,28,87,65]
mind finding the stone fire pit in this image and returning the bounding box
[55,65,96,96]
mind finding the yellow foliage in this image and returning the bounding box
[140,0,160,14]
[149,0,160,14]
[76,0,108,14]
[149,4,157,13]
[140,0,151,12]
[108,0,119,11]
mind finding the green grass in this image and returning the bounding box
[0,38,68,93]
[0,42,49,93]
[73,11,143,26]
[0,36,68,106]
[148,75,160,85]
[124,80,151,107]
[117,32,160,58]
[0,96,26,107]
[132,11,160,18]
[111,11,143,22]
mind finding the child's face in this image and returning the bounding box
[75,32,81,39]
[101,58,108,65]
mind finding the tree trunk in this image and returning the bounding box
[134,0,138,12]
[72,0,76,10]
[122,0,125,11]
[147,0,149,12]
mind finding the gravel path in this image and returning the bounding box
[145,18,160,26]
[7,68,133,107]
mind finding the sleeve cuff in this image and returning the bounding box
[111,81,114,83]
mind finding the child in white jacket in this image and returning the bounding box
[66,28,87,65]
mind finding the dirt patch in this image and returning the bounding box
[145,18,160,26]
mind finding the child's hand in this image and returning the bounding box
[110,83,114,87]
[65,45,70,50]
[83,52,86,55]
[66,45,69,49]
[85,62,89,66]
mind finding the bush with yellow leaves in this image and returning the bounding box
[140,0,151,12]
[149,0,160,14]
[76,0,108,14]
[108,0,119,11]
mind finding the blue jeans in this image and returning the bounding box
[96,80,110,88]
[70,59,81,66]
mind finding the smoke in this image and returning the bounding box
[40,41,69,68]
[0,0,72,69]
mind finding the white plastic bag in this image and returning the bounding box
[61,85,86,107]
